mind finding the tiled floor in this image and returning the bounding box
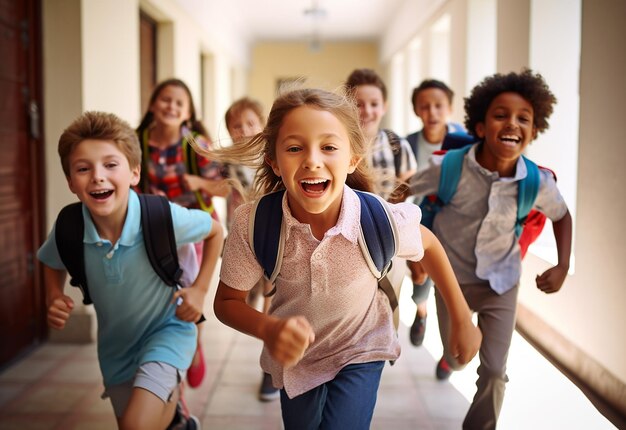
[0,277,617,429]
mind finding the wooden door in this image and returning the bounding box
[0,0,46,368]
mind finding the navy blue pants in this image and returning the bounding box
[280,361,385,430]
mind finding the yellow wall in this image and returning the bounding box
[248,41,379,118]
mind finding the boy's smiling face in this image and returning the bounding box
[476,92,537,170]
[414,88,453,142]
[353,85,387,139]
[67,139,140,225]
[228,108,263,141]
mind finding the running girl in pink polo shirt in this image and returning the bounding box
[199,88,481,430]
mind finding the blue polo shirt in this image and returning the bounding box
[38,190,213,386]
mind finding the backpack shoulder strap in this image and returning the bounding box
[355,191,397,277]
[406,131,420,160]
[516,156,540,237]
[441,131,476,151]
[383,129,403,178]
[437,145,471,204]
[138,193,182,286]
[55,202,92,304]
[355,190,399,311]
[182,131,199,175]
[249,190,286,287]
[182,132,215,214]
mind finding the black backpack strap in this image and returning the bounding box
[406,131,419,160]
[249,190,285,296]
[441,131,477,151]
[138,194,182,287]
[55,202,92,305]
[383,129,403,178]
[355,191,398,311]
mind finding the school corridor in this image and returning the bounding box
[0,275,617,430]
[2,0,625,429]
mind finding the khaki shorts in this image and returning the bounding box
[102,361,182,417]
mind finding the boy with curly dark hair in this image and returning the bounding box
[404,69,572,429]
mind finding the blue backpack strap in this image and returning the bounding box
[356,191,396,276]
[355,191,399,311]
[438,145,471,204]
[250,190,286,289]
[516,156,540,237]
[419,145,471,229]
[55,202,91,305]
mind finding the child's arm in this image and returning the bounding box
[535,210,573,294]
[214,281,315,368]
[43,265,74,330]
[418,225,482,364]
[173,220,224,323]
[183,174,231,198]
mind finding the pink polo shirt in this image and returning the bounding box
[219,185,424,398]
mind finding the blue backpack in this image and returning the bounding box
[420,145,540,240]
[249,189,401,318]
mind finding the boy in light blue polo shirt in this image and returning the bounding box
[38,111,223,429]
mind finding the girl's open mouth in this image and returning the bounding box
[300,179,329,195]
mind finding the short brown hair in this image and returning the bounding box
[224,97,266,132]
[411,79,454,108]
[345,68,387,101]
[58,111,141,176]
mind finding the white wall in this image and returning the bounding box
[82,0,141,123]
[380,0,626,408]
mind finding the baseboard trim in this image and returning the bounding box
[516,304,626,427]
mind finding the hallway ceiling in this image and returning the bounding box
[177,0,406,43]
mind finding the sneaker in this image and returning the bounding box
[166,401,199,430]
[409,313,427,346]
[187,344,205,388]
[186,415,200,430]
[258,372,280,402]
[436,356,452,380]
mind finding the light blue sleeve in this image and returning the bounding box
[36,224,66,270]
[169,201,214,246]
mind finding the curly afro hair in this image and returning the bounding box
[464,69,557,138]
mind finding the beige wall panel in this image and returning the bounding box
[249,41,379,114]
[522,0,626,387]
[81,0,141,123]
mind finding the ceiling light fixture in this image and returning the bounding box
[303,0,327,52]
[303,0,327,20]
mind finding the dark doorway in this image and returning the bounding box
[0,0,46,368]
[139,10,157,114]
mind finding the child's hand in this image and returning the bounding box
[388,182,411,204]
[182,173,202,192]
[535,264,568,294]
[408,260,428,285]
[47,295,74,330]
[449,319,482,365]
[149,186,167,197]
[265,316,315,368]
[173,286,205,323]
